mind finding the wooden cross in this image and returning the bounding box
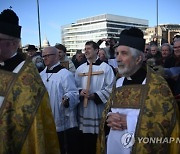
[78,62,104,107]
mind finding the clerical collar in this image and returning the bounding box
[4,52,17,65]
[0,52,16,64]
[0,62,4,66]
[123,65,147,85]
[10,52,17,58]
[126,77,132,80]
[46,62,64,73]
[1,53,25,72]
[86,58,103,65]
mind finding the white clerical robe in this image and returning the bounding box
[40,65,79,132]
[75,61,115,134]
[108,58,118,69]
[107,77,146,154]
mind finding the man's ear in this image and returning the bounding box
[136,55,142,64]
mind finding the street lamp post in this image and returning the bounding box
[36,0,42,52]
[156,0,159,46]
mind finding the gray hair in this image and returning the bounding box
[150,44,158,49]
[126,47,144,76]
[161,43,173,54]
[174,38,180,44]
[129,47,145,65]
[43,46,59,55]
[99,47,110,59]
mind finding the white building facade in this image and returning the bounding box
[61,14,148,56]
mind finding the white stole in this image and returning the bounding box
[107,77,146,154]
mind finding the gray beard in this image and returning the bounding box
[118,64,141,77]
[36,62,44,69]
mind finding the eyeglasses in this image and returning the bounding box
[42,54,55,59]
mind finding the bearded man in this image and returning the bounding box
[97,27,180,154]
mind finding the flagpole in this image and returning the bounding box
[156,0,159,46]
[36,0,42,52]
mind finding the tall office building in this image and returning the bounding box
[61,14,148,56]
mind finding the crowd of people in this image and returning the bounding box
[0,9,179,154]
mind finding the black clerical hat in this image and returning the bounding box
[118,27,145,52]
[0,9,21,38]
[27,45,38,51]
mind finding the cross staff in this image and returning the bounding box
[78,62,104,107]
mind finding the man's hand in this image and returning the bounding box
[88,93,95,100]
[80,90,95,100]
[80,89,88,97]
[106,112,127,130]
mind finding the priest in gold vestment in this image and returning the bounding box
[0,9,60,154]
[97,28,180,154]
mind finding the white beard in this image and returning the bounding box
[36,62,45,69]
[117,61,138,77]
[117,66,129,75]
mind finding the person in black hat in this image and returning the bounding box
[0,9,23,71]
[97,27,179,154]
[26,44,45,72]
[26,44,38,58]
[0,9,60,153]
